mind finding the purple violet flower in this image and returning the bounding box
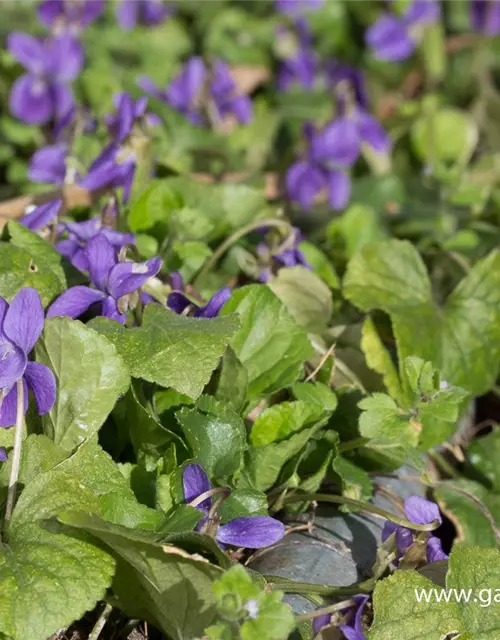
[47,235,162,324]
[8,32,83,125]
[312,594,369,640]
[167,272,231,318]
[470,0,500,35]
[277,20,318,92]
[28,143,67,185]
[140,57,252,127]
[20,199,63,232]
[38,0,105,35]
[275,0,324,16]
[183,464,285,549]
[116,0,172,30]
[56,217,135,272]
[0,288,56,427]
[382,496,448,564]
[256,227,311,283]
[366,0,440,62]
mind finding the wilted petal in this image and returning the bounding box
[47,286,106,318]
[9,74,53,125]
[195,287,232,318]
[86,234,117,291]
[357,111,391,153]
[286,160,325,210]
[24,362,56,415]
[427,535,448,563]
[29,144,67,185]
[216,516,285,548]
[183,463,212,511]
[312,118,361,167]
[4,288,44,355]
[0,379,28,428]
[366,14,415,61]
[7,33,46,74]
[404,496,442,526]
[327,169,350,210]
[107,257,162,299]
[116,0,139,29]
[20,199,62,231]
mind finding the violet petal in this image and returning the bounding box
[0,379,29,428]
[4,288,44,354]
[107,257,162,299]
[47,286,106,319]
[216,516,285,548]
[24,361,56,415]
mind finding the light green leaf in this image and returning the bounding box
[35,317,130,450]
[91,304,240,400]
[358,393,417,444]
[344,240,500,396]
[297,241,340,288]
[291,381,338,411]
[411,108,477,163]
[211,346,249,413]
[268,266,333,333]
[250,401,325,446]
[221,285,314,398]
[128,180,182,232]
[332,456,373,509]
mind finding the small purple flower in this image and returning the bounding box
[470,0,500,35]
[56,217,135,272]
[382,496,448,564]
[313,595,369,639]
[8,32,83,125]
[183,464,285,549]
[38,0,105,35]
[28,144,67,185]
[47,235,162,324]
[366,0,440,62]
[275,0,324,15]
[0,288,56,427]
[256,227,311,282]
[167,273,231,318]
[116,0,172,30]
[140,57,252,127]
[276,18,317,92]
[20,199,63,231]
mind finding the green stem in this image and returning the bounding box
[337,437,369,454]
[88,603,113,640]
[266,577,375,597]
[295,598,356,622]
[280,493,440,532]
[194,218,293,284]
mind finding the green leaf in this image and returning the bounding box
[58,512,222,640]
[333,203,386,258]
[368,570,462,640]
[411,108,477,163]
[175,397,246,479]
[332,456,373,509]
[91,304,240,400]
[298,241,340,288]
[434,480,500,548]
[268,266,333,333]
[361,316,405,405]
[0,434,66,487]
[128,180,183,232]
[468,430,500,492]
[210,346,249,413]
[344,240,500,396]
[218,488,269,521]
[221,285,314,398]
[291,381,338,411]
[35,317,130,450]
[0,522,115,640]
[250,401,326,446]
[358,393,417,444]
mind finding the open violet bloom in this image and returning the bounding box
[256,227,311,283]
[382,496,448,564]
[183,464,285,549]
[28,143,67,185]
[0,288,56,427]
[277,19,318,92]
[139,57,252,127]
[366,0,439,62]
[167,272,231,318]
[47,235,162,324]
[57,217,135,272]
[470,0,500,35]
[38,0,105,35]
[116,0,172,30]
[8,32,83,125]
[313,595,369,640]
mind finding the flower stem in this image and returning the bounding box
[279,492,440,532]
[4,379,24,530]
[194,218,293,284]
[266,577,375,597]
[88,603,113,640]
[295,598,356,622]
[189,487,229,509]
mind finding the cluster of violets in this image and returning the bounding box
[312,496,447,639]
